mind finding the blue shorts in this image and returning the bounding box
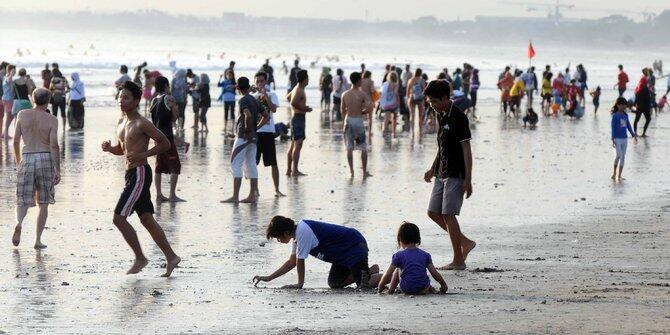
[291,114,306,140]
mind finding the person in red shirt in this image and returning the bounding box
[615,65,629,98]
[551,73,565,113]
[566,80,580,117]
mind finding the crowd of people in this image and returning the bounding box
[0,62,86,135]
[4,56,667,294]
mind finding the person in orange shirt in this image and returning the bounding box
[497,66,514,115]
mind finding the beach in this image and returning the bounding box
[0,21,669,333]
[0,83,668,333]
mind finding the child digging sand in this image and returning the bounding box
[377,222,448,295]
[253,216,382,289]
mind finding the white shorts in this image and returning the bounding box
[231,138,258,179]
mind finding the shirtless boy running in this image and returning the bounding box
[102,81,181,277]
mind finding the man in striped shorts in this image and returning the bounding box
[102,80,181,277]
[12,88,60,249]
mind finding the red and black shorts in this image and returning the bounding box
[114,165,154,217]
[155,141,181,175]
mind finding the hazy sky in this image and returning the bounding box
[3,0,667,21]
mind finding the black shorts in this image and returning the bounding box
[327,257,370,289]
[114,165,154,217]
[256,132,277,166]
[333,96,341,105]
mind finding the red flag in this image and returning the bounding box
[528,41,536,59]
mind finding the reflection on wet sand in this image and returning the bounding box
[11,250,57,327]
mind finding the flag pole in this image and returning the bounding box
[528,40,533,69]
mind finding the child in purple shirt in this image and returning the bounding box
[378,222,448,295]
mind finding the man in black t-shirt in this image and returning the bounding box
[288,59,301,94]
[423,80,476,271]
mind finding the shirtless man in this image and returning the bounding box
[286,70,312,177]
[102,80,181,277]
[359,71,375,140]
[12,88,60,249]
[341,72,372,178]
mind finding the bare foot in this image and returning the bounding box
[369,264,380,274]
[34,242,47,249]
[438,263,466,271]
[12,225,21,246]
[220,197,239,204]
[462,240,477,261]
[126,258,149,274]
[292,171,307,177]
[240,196,257,203]
[363,172,373,178]
[156,195,169,203]
[275,190,286,197]
[619,177,626,181]
[161,256,181,277]
[184,142,190,154]
[286,169,292,176]
[168,196,186,202]
[611,174,616,180]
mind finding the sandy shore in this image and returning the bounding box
[0,98,668,334]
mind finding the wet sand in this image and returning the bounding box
[0,94,668,333]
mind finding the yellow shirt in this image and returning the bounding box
[542,78,551,95]
[510,79,525,97]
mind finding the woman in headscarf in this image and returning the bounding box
[198,73,211,132]
[68,72,85,129]
[170,69,188,130]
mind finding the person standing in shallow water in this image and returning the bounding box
[633,69,652,137]
[218,69,236,136]
[12,88,60,249]
[341,72,372,178]
[102,81,181,277]
[615,65,629,98]
[68,72,86,129]
[253,71,285,197]
[197,73,211,132]
[150,76,188,203]
[49,68,69,128]
[222,77,267,204]
[40,64,52,89]
[610,97,637,181]
[286,70,311,177]
[423,80,476,271]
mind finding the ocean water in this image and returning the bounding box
[0,27,667,108]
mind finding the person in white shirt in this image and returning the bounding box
[253,71,284,197]
[332,68,350,121]
[114,65,131,100]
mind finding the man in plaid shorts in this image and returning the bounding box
[12,88,61,249]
